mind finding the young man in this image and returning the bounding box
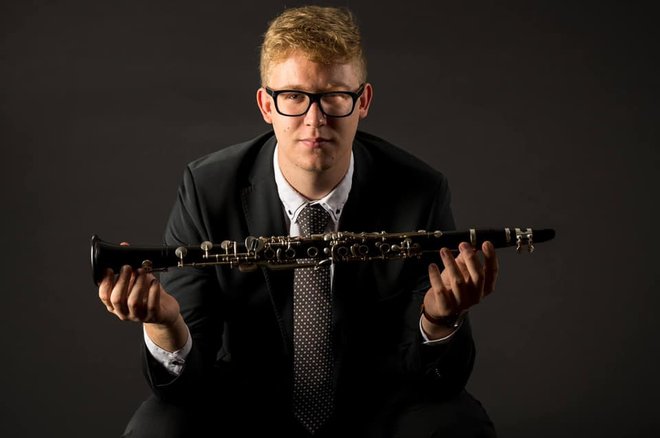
[99,6,498,437]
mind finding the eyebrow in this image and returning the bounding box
[275,82,355,91]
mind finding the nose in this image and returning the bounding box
[304,101,326,127]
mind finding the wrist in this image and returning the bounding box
[147,313,183,330]
[420,303,464,330]
[144,315,188,352]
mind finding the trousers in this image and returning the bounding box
[121,389,496,438]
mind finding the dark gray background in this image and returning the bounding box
[2,0,658,436]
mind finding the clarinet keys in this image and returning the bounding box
[514,228,535,253]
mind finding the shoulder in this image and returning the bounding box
[186,130,275,177]
[354,130,448,185]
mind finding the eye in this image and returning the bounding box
[322,92,351,103]
[280,92,306,102]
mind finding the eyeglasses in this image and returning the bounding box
[264,84,365,118]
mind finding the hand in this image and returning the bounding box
[98,243,181,327]
[422,241,498,333]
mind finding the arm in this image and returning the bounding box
[406,175,498,396]
[97,164,227,401]
[142,165,227,400]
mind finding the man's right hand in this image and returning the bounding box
[98,246,189,353]
[98,264,181,326]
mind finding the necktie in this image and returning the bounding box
[293,203,334,434]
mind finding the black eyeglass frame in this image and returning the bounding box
[264,83,366,118]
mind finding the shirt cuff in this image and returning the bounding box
[143,324,192,376]
[419,315,464,345]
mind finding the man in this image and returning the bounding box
[99,5,498,437]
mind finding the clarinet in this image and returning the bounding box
[90,227,555,285]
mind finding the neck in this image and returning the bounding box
[280,161,348,201]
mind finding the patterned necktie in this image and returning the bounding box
[293,203,334,434]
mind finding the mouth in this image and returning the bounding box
[299,137,331,148]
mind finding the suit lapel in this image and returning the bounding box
[241,136,294,353]
[337,137,373,233]
[241,135,286,238]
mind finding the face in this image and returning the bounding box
[257,52,373,177]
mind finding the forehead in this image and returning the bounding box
[266,52,361,90]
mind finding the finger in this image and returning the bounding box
[459,242,485,303]
[125,264,143,313]
[427,262,456,314]
[482,241,499,296]
[439,247,465,308]
[428,262,444,293]
[452,250,470,281]
[118,243,136,301]
[110,265,132,319]
[127,268,137,293]
[127,269,148,321]
[98,268,116,311]
[146,276,161,322]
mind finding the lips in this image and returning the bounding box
[300,137,331,147]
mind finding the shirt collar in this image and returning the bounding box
[273,143,353,227]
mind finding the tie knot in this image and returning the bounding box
[297,204,331,236]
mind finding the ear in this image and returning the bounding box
[357,83,373,120]
[256,87,274,124]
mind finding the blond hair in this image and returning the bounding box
[259,5,367,86]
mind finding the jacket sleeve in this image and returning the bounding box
[406,174,477,398]
[141,165,226,402]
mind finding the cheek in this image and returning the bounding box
[273,116,297,135]
[334,117,359,138]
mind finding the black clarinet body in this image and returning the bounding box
[91,227,555,285]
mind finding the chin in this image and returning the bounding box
[295,156,333,173]
[299,151,335,171]
[301,161,332,173]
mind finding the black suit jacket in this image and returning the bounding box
[142,130,476,426]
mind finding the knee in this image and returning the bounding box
[388,391,497,438]
[121,395,208,438]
